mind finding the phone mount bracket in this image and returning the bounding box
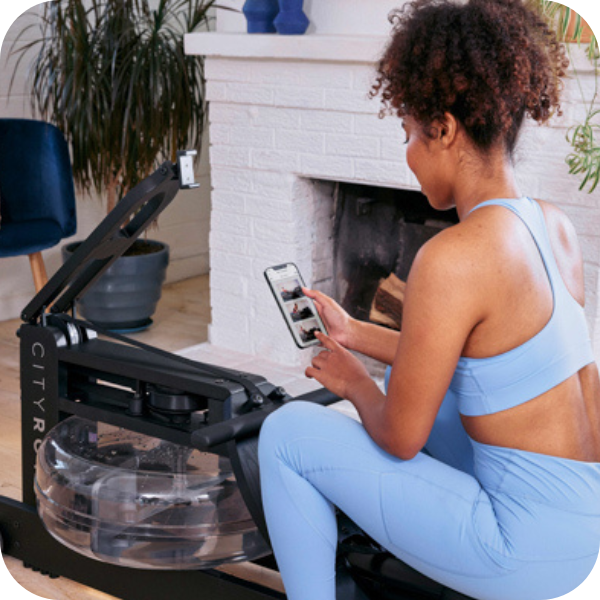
[21,155,197,325]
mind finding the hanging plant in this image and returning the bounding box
[566,108,600,193]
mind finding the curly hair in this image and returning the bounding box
[370,0,569,153]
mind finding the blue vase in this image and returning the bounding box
[243,0,279,34]
[274,0,309,35]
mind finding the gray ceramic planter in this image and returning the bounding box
[62,239,169,331]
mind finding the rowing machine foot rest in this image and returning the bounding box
[345,551,475,600]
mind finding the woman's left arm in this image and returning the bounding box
[306,230,486,460]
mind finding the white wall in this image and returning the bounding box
[0,2,212,321]
[200,46,600,365]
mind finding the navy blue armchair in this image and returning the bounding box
[0,119,77,292]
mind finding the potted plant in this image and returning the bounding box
[10,0,217,330]
[527,1,599,192]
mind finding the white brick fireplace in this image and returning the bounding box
[185,0,600,370]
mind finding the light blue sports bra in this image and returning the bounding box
[449,196,595,417]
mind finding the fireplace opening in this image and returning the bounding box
[331,182,459,331]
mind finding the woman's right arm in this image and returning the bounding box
[348,319,401,366]
[302,287,400,365]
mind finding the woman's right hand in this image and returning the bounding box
[302,287,354,348]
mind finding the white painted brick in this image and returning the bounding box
[251,149,300,171]
[210,270,249,297]
[381,136,406,162]
[593,320,600,365]
[354,113,403,137]
[275,86,325,110]
[354,158,410,185]
[226,125,274,148]
[205,57,254,83]
[250,237,303,262]
[245,195,295,222]
[324,88,379,114]
[208,123,231,144]
[210,230,252,256]
[514,171,542,201]
[553,188,600,208]
[297,64,353,90]
[226,82,274,105]
[250,62,302,86]
[300,110,353,133]
[300,154,354,180]
[252,106,303,130]
[210,290,254,315]
[326,133,379,158]
[248,288,284,322]
[275,129,325,154]
[206,81,228,101]
[352,64,379,92]
[537,172,592,204]
[253,217,298,243]
[211,190,246,214]
[252,170,296,199]
[211,167,254,192]
[211,249,253,275]
[564,72,597,103]
[209,103,255,125]
[209,324,253,354]
[561,100,593,125]
[251,332,303,368]
[211,210,253,237]
[210,144,252,169]
[584,263,599,318]
[564,205,600,238]
[580,235,600,266]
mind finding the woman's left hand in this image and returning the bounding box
[305,331,372,400]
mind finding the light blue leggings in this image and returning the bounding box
[258,374,600,600]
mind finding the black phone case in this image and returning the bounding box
[264,263,324,349]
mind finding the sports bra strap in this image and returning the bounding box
[454,196,595,417]
[468,197,564,304]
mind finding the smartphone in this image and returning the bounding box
[264,263,328,349]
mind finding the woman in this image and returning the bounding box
[258,1,600,599]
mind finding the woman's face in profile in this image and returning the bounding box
[403,116,453,211]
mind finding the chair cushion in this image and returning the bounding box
[0,219,64,257]
[0,119,77,241]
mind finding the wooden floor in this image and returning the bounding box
[0,274,231,599]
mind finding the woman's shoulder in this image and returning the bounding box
[536,199,580,252]
[419,212,503,266]
[537,199,585,306]
[411,218,497,290]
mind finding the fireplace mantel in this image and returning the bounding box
[185,31,593,71]
[184,32,388,64]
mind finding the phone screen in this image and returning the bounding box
[264,263,328,348]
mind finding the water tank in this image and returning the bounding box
[35,417,270,569]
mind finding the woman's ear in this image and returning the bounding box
[434,112,459,148]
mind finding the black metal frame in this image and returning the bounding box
[4,317,335,600]
[0,159,343,600]
[0,158,473,600]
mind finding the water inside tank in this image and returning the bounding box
[35,417,270,569]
